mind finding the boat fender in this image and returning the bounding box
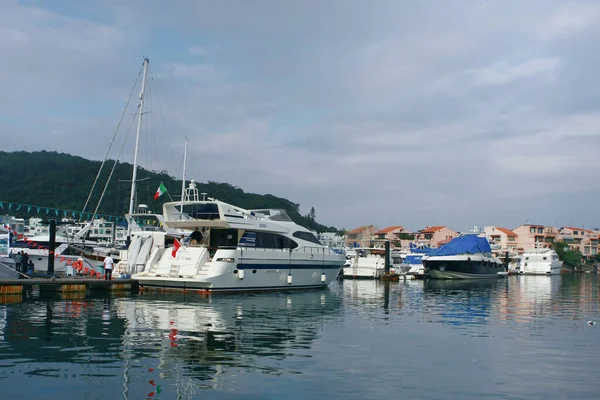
[321,273,326,283]
[73,260,83,272]
[238,269,245,280]
[287,274,293,285]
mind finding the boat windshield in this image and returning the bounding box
[250,209,293,222]
[269,211,292,222]
[185,203,221,220]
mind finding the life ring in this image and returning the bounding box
[73,260,83,271]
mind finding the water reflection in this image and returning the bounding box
[0,289,343,399]
[0,276,598,399]
[421,279,503,332]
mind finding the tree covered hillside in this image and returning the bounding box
[0,151,339,233]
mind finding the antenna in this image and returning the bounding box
[180,138,188,220]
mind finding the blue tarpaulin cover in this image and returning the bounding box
[408,243,437,255]
[429,235,492,257]
[403,254,424,264]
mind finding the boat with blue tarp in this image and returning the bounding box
[422,235,504,279]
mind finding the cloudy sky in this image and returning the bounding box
[1,0,599,231]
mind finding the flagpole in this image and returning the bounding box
[180,137,188,220]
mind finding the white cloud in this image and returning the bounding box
[469,57,561,86]
[188,45,207,56]
[0,0,599,231]
[537,2,600,39]
[164,62,220,82]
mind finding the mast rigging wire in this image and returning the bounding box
[80,63,144,219]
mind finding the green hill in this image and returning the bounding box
[0,150,339,233]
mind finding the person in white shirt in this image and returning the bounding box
[103,256,114,280]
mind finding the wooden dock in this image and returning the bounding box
[0,277,138,296]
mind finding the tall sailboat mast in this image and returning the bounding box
[127,57,149,235]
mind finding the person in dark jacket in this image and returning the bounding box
[189,227,203,246]
[21,252,29,273]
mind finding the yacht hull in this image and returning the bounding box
[341,266,383,279]
[424,258,505,279]
[136,264,342,292]
[518,266,562,275]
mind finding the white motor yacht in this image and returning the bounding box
[125,184,345,292]
[517,248,562,275]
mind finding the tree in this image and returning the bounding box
[309,207,316,220]
[0,151,342,233]
[552,241,582,269]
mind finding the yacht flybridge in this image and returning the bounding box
[125,182,345,292]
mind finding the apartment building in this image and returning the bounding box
[345,225,377,247]
[373,226,415,249]
[483,226,518,254]
[558,227,599,257]
[512,224,558,251]
[415,226,457,247]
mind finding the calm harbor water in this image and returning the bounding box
[1,275,599,399]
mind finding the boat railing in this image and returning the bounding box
[235,246,341,256]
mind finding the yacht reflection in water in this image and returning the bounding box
[0,289,342,397]
[422,278,505,328]
[118,289,343,381]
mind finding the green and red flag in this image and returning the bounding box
[153,182,167,200]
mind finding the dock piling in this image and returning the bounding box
[48,219,56,274]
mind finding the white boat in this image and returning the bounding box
[0,227,17,279]
[517,248,562,275]
[127,183,345,292]
[341,246,403,279]
[9,243,98,276]
[402,253,426,278]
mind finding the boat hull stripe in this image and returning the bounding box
[236,264,341,270]
[138,282,328,292]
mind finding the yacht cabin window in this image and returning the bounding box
[292,231,322,245]
[187,203,220,220]
[210,229,238,248]
[239,231,298,249]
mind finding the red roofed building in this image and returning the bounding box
[484,226,518,255]
[374,226,410,240]
[415,225,457,247]
[345,225,377,247]
[373,226,414,248]
[558,226,598,258]
[512,224,558,251]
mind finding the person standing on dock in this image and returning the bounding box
[103,256,114,280]
[15,251,23,272]
[22,252,29,274]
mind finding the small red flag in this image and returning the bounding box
[171,239,180,258]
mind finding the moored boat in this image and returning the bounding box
[127,183,345,292]
[340,246,402,279]
[517,248,562,275]
[422,235,505,279]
